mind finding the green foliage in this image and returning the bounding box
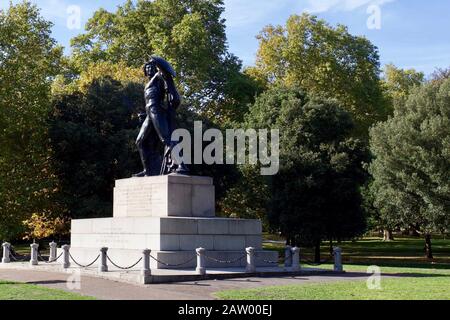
[49,73,143,219]
[250,13,387,137]
[369,79,450,235]
[70,0,258,124]
[0,2,63,240]
[244,87,369,246]
[382,64,425,107]
[50,61,240,219]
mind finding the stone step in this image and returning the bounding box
[70,233,263,251]
[72,217,262,236]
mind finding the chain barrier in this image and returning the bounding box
[5,243,336,269]
[9,248,30,262]
[204,254,247,265]
[106,254,143,270]
[150,254,197,268]
[37,251,63,264]
[69,253,100,268]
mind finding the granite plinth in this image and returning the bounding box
[113,175,215,218]
[69,175,276,270]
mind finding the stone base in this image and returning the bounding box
[71,217,263,251]
[68,175,277,270]
[68,216,277,269]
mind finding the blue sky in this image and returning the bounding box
[2,0,449,75]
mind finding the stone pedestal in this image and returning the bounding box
[113,175,215,218]
[67,175,277,269]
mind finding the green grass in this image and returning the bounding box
[263,236,450,270]
[0,281,95,300]
[215,273,450,300]
[213,236,450,300]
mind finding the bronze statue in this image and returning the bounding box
[134,56,189,177]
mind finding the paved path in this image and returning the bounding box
[0,268,379,300]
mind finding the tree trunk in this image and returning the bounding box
[383,229,394,241]
[314,240,321,263]
[424,234,433,259]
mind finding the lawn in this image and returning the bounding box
[263,235,450,269]
[0,281,95,300]
[214,272,450,300]
[214,235,450,300]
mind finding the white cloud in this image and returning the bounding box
[0,0,70,20]
[223,0,292,28]
[40,0,70,20]
[303,0,396,14]
[222,0,396,29]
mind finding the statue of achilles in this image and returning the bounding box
[134,56,189,177]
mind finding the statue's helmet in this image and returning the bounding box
[145,55,177,78]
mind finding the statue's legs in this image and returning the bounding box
[135,116,162,177]
[149,106,172,146]
[151,107,189,174]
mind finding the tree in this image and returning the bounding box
[431,67,450,83]
[369,79,450,259]
[245,87,369,262]
[22,213,69,243]
[362,64,425,241]
[383,64,425,105]
[49,66,144,219]
[0,2,63,240]
[70,0,258,124]
[249,13,387,137]
[50,61,240,219]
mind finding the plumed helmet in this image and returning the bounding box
[147,55,177,77]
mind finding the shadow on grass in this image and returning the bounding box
[25,280,67,285]
[0,280,67,286]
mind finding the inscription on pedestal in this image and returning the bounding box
[113,175,215,218]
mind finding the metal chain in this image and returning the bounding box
[204,254,247,264]
[150,254,197,267]
[106,254,143,270]
[37,252,47,262]
[69,253,100,268]
[9,251,30,262]
[37,251,63,263]
[49,252,64,263]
